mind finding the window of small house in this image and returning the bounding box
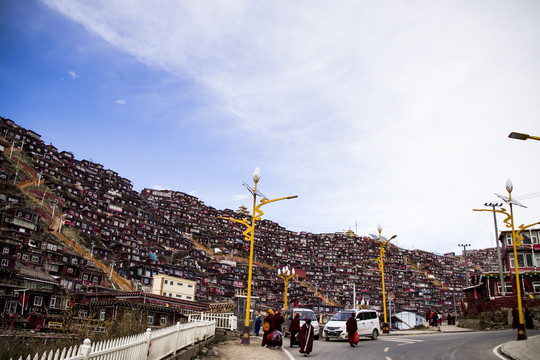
[497,282,513,295]
[33,296,43,306]
[160,316,167,325]
[1,259,8,266]
[100,309,106,321]
[148,314,154,324]
[533,282,540,293]
[50,296,57,308]
[2,247,9,254]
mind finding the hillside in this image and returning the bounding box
[0,115,498,316]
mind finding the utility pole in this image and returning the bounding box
[458,243,471,287]
[485,202,506,295]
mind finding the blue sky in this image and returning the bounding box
[1,0,540,254]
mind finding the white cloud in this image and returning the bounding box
[68,70,79,79]
[43,0,540,253]
[115,99,126,105]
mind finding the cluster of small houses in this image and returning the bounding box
[0,116,539,333]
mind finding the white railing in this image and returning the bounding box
[11,320,215,360]
[188,312,237,331]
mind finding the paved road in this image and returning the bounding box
[282,329,540,360]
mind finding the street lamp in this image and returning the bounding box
[277,266,295,310]
[369,224,397,334]
[508,132,540,141]
[219,167,297,344]
[343,282,356,310]
[473,179,540,340]
[484,202,506,296]
[458,243,471,287]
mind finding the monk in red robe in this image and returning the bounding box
[261,309,275,348]
[289,313,301,347]
[346,312,358,347]
[299,317,314,356]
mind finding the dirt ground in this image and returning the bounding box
[201,338,289,360]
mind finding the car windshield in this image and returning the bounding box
[331,311,355,321]
[298,311,317,321]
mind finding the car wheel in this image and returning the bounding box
[325,337,329,341]
[314,335,319,340]
[371,329,378,340]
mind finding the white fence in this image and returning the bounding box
[11,320,215,360]
[187,312,237,331]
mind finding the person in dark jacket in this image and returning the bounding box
[274,310,285,348]
[299,317,314,356]
[289,313,301,347]
[346,312,358,347]
[254,314,262,336]
[525,307,534,329]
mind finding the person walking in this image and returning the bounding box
[289,313,301,347]
[525,307,534,329]
[299,317,314,357]
[274,310,285,348]
[254,314,262,336]
[346,312,358,347]
[511,307,519,329]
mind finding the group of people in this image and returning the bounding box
[425,309,442,330]
[512,307,535,330]
[254,310,314,357]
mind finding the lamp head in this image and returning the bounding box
[253,167,261,183]
[508,132,529,140]
[377,224,382,234]
[506,179,513,193]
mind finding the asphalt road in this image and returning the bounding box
[282,329,540,360]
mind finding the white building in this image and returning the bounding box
[151,274,196,301]
[394,311,424,330]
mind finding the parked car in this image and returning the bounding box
[323,309,380,341]
[283,308,320,340]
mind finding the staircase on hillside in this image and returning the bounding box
[12,151,133,291]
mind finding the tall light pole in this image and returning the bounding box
[473,179,540,340]
[277,266,295,310]
[344,282,356,310]
[369,224,397,334]
[485,202,506,295]
[508,132,540,141]
[220,167,297,344]
[458,243,471,287]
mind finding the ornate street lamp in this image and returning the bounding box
[370,224,397,334]
[473,179,540,340]
[277,266,295,310]
[220,167,297,344]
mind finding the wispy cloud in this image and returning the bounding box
[115,99,126,105]
[68,70,79,79]
[42,0,540,252]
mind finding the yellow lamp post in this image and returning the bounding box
[473,179,540,341]
[277,266,295,310]
[219,167,297,344]
[508,132,540,141]
[369,225,397,334]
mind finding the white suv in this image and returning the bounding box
[323,309,380,341]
